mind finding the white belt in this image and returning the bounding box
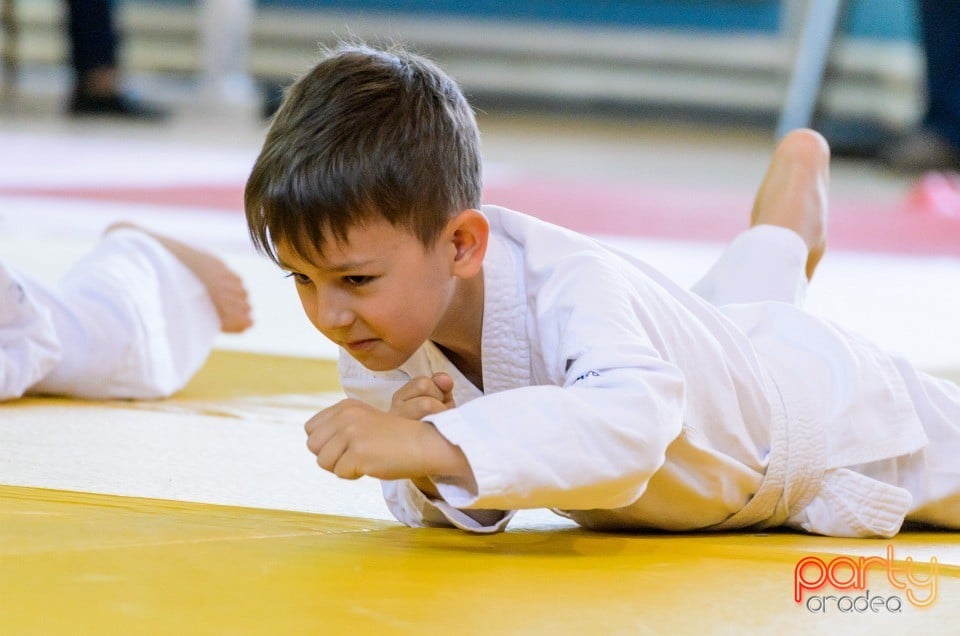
[709,364,825,531]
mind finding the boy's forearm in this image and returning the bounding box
[414,423,475,496]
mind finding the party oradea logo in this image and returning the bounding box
[794,545,938,613]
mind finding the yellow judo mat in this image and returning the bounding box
[3,351,960,635]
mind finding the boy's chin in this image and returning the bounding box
[348,350,414,372]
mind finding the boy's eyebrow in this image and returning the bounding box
[277,258,377,273]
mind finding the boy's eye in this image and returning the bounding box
[285,272,312,285]
[343,275,374,287]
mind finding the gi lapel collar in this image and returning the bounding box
[480,232,531,394]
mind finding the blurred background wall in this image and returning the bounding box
[0,0,925,135]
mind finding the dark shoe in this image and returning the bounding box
[816,117,893,160]
[879,129,960,172]
[68,90,167,120]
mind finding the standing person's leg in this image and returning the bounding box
[691,129,829,306]
[0,265,61,401]
[881,0,960,170]
[30,227,251,399]
[917,0,960,150]
[65,0,164,118]
[66,0,117,105]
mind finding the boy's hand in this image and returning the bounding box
[389,373,455,420]
[388,373,457,498]
[305,398,469,487]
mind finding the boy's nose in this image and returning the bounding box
[316,295,354,332]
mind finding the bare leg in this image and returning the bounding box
[105,222,253,333]
[750,129,830,280]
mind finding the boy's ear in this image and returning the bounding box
[445,208,489,278]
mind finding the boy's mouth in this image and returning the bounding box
[344,338,380,352]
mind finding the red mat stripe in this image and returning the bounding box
[2,181,958,256]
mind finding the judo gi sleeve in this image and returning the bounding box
[338,349,516,531]
[424,252,687,513]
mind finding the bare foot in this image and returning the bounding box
[750,128,830,279]
[106,222,253,333]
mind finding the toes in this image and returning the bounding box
[778,128,831,163]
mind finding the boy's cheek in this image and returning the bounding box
[295,294,322,332]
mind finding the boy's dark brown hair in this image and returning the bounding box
[245,43,482,264]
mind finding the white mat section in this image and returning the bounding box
[0,395,399,519]
[0,130,258,188]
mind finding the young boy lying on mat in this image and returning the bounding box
[245,43,960,538]
[1,223,252,401]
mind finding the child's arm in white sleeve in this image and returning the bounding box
[423,359,684,512]
[338,351,517,532]
[422,253,687,513]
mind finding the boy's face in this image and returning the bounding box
[275,218,458,371]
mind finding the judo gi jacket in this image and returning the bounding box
[339,206,931,537]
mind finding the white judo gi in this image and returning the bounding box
[340,205,960,537]
[0,228,220,401]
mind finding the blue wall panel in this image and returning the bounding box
[137,0,922,41]
[255,0,782,32]
[844,0,918,40]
